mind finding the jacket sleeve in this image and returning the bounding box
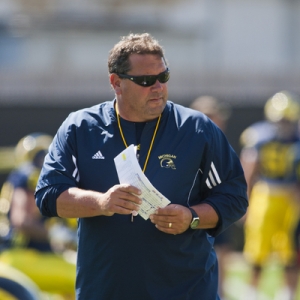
[200,121,248,236]
[35,115,79,217]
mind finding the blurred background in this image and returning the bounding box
[1,1,300,299]
[1,0,300,221]
[1,0,300,154]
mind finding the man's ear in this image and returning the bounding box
[110,73,122,95]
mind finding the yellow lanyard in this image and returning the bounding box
[115,105,161,173]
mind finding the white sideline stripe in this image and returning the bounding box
[72,155,80,182]
[206,178,212,189]
[209,171,216,186]
[187,169,201,205]
[205,162,221,189]
[211,162,221,184]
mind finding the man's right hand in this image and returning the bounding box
[98,184,142,216]
[57,185,141,219]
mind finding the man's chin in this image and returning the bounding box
[149,104,165,116]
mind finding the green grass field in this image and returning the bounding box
[223,253,300,300]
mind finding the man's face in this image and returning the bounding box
[113,53,168,122]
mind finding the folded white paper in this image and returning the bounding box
[114,144,170,220]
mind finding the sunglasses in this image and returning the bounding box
[117,68,170,87]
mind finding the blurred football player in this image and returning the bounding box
[0,133,76,299]
[190,96,231,132]
[240,91,300,300]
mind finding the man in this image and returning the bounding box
[35,33,248,300]
[241,91,300,300]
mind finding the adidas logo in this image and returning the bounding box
[92,151,105,159]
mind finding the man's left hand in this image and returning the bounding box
[149,204,192,234]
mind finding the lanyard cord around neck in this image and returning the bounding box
[115,105,161,173]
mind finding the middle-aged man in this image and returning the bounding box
[35,33,248,300]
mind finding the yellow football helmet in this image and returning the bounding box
[264,91,300,123]
[14,133,53,167]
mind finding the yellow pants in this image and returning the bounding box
[244,181,299,266]
[0,248,76,297]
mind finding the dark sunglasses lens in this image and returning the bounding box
[125,69,170,87]
[158,71,170,83]
[136,71,170,86]
[135,76,156,87]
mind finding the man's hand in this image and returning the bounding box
[57,185,142,219]
[149,204,192,235]
[99,184,142,216]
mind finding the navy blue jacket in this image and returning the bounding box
[36,100,248,300]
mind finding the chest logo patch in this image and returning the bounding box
[92,151,105,159]
[158,154,176,170]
